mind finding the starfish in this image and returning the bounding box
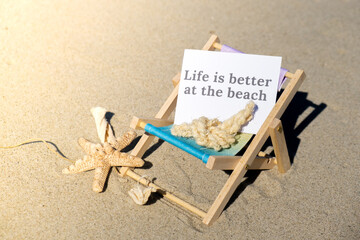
[63,130,144,192]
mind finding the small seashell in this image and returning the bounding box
[128,184,156,205]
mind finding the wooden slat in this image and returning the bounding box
[201,34,220,51]
[249,157,277,170]
[206,156,241,170]
[213,42,222,50]
[203,69,305,225]
[172,72,181,87]
[126,169,207,218]
[285,72,294,79]
[130,116,173,130]
[155,84,179,119]
[206,155,276,170]
[269,118,291,173]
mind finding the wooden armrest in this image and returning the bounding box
[206,155,276,170]
[172,72,181,87]
[130,116,174,130]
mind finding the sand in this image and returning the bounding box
[0,0,359,239]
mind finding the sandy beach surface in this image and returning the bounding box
[0,0,359,239]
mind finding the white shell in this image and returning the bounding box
[91,107,116,144]
[128,185,156,205]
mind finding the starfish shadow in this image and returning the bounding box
[100,169,111,192]
[105,111,116,135]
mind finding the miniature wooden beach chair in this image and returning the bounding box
[119,35,306,225]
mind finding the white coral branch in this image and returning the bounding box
[171,101,255,151]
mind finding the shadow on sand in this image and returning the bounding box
[224,91,326,210]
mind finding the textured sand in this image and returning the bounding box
[0,0,359,239]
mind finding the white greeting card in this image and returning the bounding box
[174,49,281,134]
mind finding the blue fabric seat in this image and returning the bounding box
[143,124,253,163]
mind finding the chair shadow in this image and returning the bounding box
[105,111,116,135]
[224,91,327,211]
[281,92,327,162]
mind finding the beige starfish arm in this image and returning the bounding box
[92,165,111,193]
[78,138,106,159]
[107,151,144,167]
[112,130,137,151]
[62,155,99,174]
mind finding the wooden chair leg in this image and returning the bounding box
[269,118,291,173]
[130,117,174,130]
[206,155,276,170]
[203,70,305,225]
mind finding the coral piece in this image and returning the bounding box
[171,101,255,151]
[63,131,144,192]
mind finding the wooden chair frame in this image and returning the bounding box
[119,35,306,225]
